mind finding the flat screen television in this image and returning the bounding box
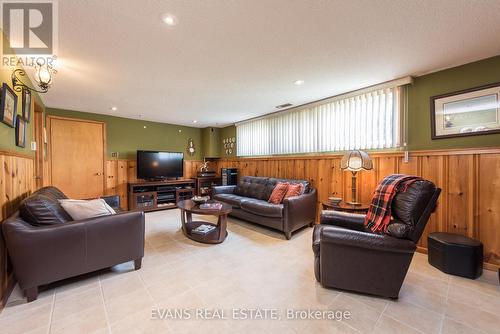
[137,150,183,180]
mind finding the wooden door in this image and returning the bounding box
[48,116,106,199]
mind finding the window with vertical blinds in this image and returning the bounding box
[237,85,405,156]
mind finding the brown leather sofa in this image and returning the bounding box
[2,187,145,302]
[213,176,317,239]
[313,179,441,298]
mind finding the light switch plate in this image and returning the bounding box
[30,141,37,151]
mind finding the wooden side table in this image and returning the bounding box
[322,200,369,214]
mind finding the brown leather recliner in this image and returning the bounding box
[2,187,145,302]
[312,179,441,298]
[213,176,317,239]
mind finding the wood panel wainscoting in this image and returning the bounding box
[215,147,500,270]
[0,151,35,308]
[105,159,204,210]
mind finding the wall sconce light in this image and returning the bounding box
[11,59,57,93]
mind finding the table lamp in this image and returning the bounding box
[340,150,373,205]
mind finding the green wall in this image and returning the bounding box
[219,125,237,157]
[201,127,221,158]
[46,108,203,160]
[0,67,45,157]
[408,55,500,150]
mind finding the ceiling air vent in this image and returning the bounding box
[275,103,293,109]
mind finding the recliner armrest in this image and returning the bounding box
[320,210,366,231]
[212,185,236,195]
[320,225,417,254]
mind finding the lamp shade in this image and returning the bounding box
[35,64,52,86]
[340,150,373,172]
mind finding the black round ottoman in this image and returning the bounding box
[427,232,483,279]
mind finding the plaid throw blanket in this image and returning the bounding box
[364,174,422,233]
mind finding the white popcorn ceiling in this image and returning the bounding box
[39,0,500,128]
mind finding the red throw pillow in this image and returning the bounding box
[268,182,289,204]
[284,183,304,199]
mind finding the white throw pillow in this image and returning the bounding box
[59,199,116,221]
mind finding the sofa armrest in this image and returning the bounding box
[2,211,145,290]
[2,218,87,289]
[79,211,145,268]
[320,225,416,254]
[320,210,366,231]
[212,185,236,195]
[283,188,317,234]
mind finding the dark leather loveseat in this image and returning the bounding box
[213,176,317,239]
[2,187,145,302]
[313,178,440,298]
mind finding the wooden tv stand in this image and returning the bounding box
[128,179,196,212]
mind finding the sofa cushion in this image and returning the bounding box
[268,182,289,204]
[234,176,270,200]
[213,193,249,208]
[265,178,310,199]
[59,199,116,221]
[20,194,72,226]
[284,183,304,199]
[240,198,283,218]
[33,186,68,201]
[386,221,412,239]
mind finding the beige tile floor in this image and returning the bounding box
[1,209,499,334]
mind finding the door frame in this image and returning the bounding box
[33,102,45,189]
[46,115,107,196]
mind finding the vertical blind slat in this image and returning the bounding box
[236,87,400,156]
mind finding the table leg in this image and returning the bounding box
[180,209,186,234]
[180,209,192,235]
[218,214,228,242]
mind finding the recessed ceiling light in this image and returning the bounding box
[110,106,117,111]
[161,13,178,26]
[143,126,147,129]
[192,120,198,123]
[294,80,305,85]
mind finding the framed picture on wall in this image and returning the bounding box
[0,83,17,127]
[22,87,32,122]
[430,82,500,139]
[15,116,27,148]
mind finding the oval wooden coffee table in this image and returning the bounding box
[177,199,232,244]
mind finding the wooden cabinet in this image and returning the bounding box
[128,179,196,212]
[195,177,222,197]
